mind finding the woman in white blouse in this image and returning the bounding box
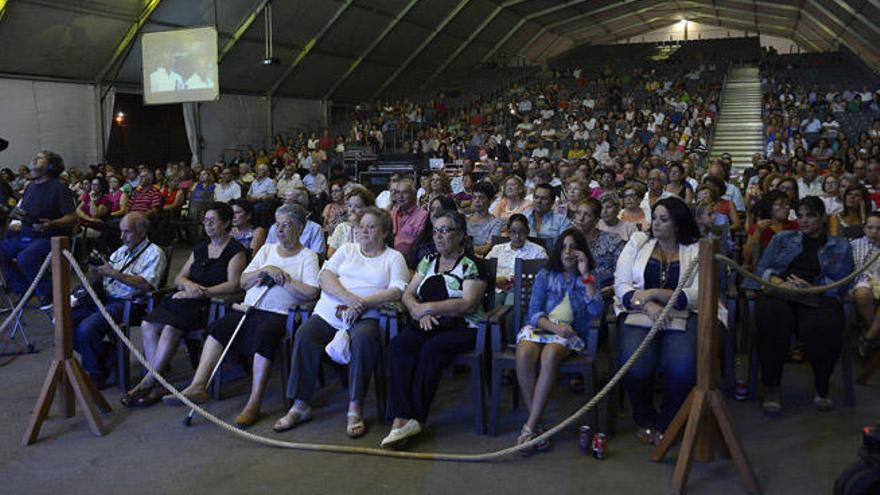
[275,207,409,438]
[487,214,548,306]
[172,204,320,428]
[613,197,701,445]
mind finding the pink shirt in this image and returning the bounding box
[392,203,428,255]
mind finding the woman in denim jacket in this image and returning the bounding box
[515,228,604,450]
[753,196,854,416]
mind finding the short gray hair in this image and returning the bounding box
[275,203,307,229]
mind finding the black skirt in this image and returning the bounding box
[206,309,287,361]
[143,297,211,331]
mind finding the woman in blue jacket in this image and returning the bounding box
[754,195,854,415]
[515,228,604,450]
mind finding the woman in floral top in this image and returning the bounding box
[381,210,487,449]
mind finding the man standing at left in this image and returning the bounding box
[0,150,77,307]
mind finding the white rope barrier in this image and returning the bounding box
[64,247,695,461]
[717,247,880,295]
[0,254,51,337]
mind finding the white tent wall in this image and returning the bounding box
[272,97,325,143]
[198,95,324,165]
[198,94,270,165]
[0,78,100,171]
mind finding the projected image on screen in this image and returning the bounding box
[142,27,219,105]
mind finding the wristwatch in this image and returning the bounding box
[633,298,642,307]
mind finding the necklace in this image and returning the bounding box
[657,245,675,287]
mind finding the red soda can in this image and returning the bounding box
[577,425,593,453]
[591,432,607,460]
[734,380,748,401]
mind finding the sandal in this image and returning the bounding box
[516,425,537,456]
[346,412,367,439]
[120,386,152,408]
[273,405,312,432]
[534,423,551,451]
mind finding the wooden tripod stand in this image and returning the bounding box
[651,239,761,494]
[22,237,111,445]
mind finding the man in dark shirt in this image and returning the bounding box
[0,150,76,306]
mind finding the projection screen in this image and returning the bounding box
[142,27,219,105]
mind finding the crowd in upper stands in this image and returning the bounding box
[3,39,880,451]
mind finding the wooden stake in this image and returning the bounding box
[651,239,761,494]
[22,237,110,446]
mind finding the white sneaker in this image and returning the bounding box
[380,419,421,448]
[813,395,834,412]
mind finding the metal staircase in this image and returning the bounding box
[710,66,763,172]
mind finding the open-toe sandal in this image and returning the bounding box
[120,387,152,408]
[273,407,311,432]
[346,412,367,439]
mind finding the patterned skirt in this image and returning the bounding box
[515,324,585,353]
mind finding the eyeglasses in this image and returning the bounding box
[202,217,220,225]
[432,227,459,235]
[276,222,298,231]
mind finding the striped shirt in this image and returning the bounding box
[128,186,163,213]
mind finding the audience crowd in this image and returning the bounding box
[3,40,880,451]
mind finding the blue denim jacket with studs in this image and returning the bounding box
[747,230,854,300]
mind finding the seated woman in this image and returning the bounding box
[515,228,603,450]
[697,180,741,233]
[121,202,247,407]
[614,197,701,445]
[743,190,798,269]
[380,210,487,448]
[466,182,503,257]
[107,175,129,218]
[229,199,267,256]
[487,214,548,306]
[160,175,186,215]
[322,179,349,236]
[829,184,870,239]
[619,182,650,231]
[275,207,408,437]
[851,213,880,358]
[572,198,625,294]
[694,200,733,256]
[170,204,320,427]
[406,195,457,269]
[752,196,853,414]
[492,175,531,223]
[76,177,111,238]
[189,170,216,221]
[326,188,375,259]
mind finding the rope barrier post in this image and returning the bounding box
[22,236,111,446]
[651,239,761,494]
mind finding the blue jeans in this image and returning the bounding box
[71,297,127,384]
[616,315,698,431]
[0,236,52,302]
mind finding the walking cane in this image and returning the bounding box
[183,274,276,426]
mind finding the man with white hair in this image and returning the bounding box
[72,212,166,389]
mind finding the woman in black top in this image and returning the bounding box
[121,202,247,407]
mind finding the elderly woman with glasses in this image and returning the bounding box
[169,204,320,428]
[275,207,408,438]
[381,210,487,448]
[121,202,247,407]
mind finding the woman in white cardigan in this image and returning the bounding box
[613,197,701,446]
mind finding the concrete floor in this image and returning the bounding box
[1,250,878,494]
